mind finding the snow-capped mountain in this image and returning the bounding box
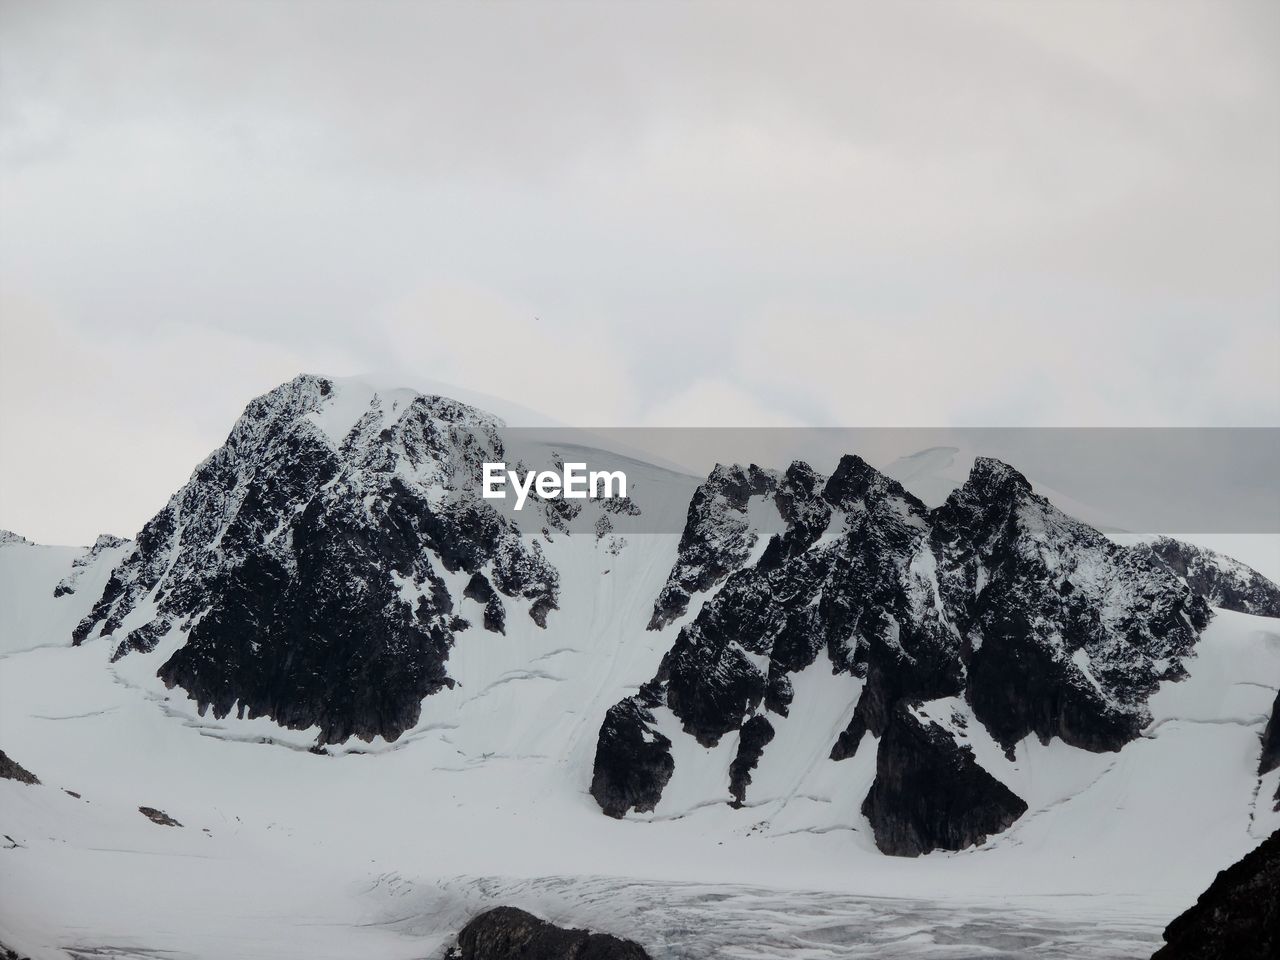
[70,374,563,744]
[591,453,1211,855]
[1,374,1278,960]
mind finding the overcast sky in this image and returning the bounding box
[1,0,1277,544]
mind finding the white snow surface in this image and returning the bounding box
[0,535,128,656]
[1,380,1278,958]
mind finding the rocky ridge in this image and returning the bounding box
[1136,536,1280,618]
[593,455,1213,855]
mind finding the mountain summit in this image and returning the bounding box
[72,375,559,743]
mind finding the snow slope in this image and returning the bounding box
[0,532,128,656]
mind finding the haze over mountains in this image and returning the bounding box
[1,375,1278,959]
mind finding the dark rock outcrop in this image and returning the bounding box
[1262,690,1280,776]
[464,572,507,634]
[590,685,674,818]
[1262,690,1280,809]
[0,749,39,785]
[72,376,559,745]
[728,714,775,806]
[110,618,171,662]
[446,906,651,960]
[138,806,182,827]
[829,713,866,761]
[861,703,1028,857]
[1136,537,1280,618]
[1151,829,1280,960]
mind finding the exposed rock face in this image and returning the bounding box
[728,714,775,806]
[1262,690,1280,776]
[446,906,651,960]
[861,702,1027,857]
[53,534,129,598]
[0,749,39,785]
[647,463,778,629]
[818,457,962,744]
[138,806,182,827]
[110,618,171,663]
[932,458,1211,755]
[1135,536,1280,618]
[73,376,559,745]
[828,715,866,762]
[595,455,1211,855]
[590,685,674,819]
[1262,691,1280,809]
[651,455,960,754]
[464,572,506,634]
[1151,829,1280,960]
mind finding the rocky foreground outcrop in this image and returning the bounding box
[1151,830,1280,960]
[446,906,651,960]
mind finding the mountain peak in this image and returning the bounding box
[230,374,502,458]
[966,456,1032,496]
[823,453,922,511]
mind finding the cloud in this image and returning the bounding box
[735,294,1280,427]
[377,283,637,426]
[641,378,808,428]
[0,0,1276,541]
[0,294,363,543]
